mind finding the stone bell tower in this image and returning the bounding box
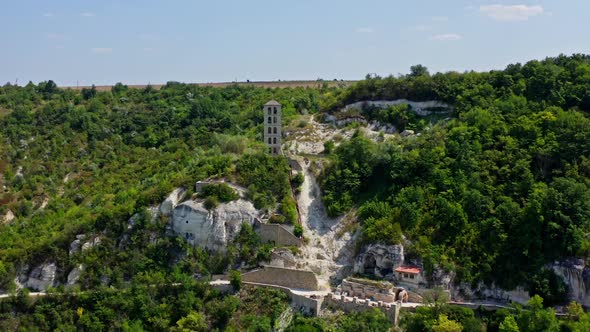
[263,100,282,155]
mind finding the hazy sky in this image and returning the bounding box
[2,0,589,86]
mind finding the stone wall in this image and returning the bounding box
[242,266,319,291]
[339,278,396,302]
[242,282,323,316]
[256,223,302,247]
[291,292,324,316]
[323,295,400,325]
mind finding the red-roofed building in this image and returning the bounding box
[395,266,423,285]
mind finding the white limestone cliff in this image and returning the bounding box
[170,199,259,251]
[159,187,187,217]
[548,258,590,306]
[341,99,453,116]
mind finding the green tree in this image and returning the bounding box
[410,64,430,77]
[294,224,303,238]
[174,311,208,332]
[280,196,298,224]
[229,270,242,291]
[432,314,463,332]
[337,308,391,332]
[423,287,450,318]
[499,315,519,332]
[291,173,304,189]
[517,295,559,332]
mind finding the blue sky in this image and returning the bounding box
[1,0,589,86]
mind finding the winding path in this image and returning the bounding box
[291,155,357,289]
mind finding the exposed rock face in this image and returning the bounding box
[2,210,15,224]
[431,266,455,290]
[67,264,84,286]
[69,234,102,255]
[69,234,85,255]
[354,244,404,278]
[269,248,297,268]
[453,282,530,305]
[400,129,415,137]
[368,121,397,134]
[159,187,187,216]
[548,258,590,306]
[341,100,453,116]
[39,196,49,210]
[171,199,259,251]
[335,116,367,127]
[82,237,101,251]
[24,263,57,291]
[195,180,247,198]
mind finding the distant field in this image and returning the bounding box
[64,80,358,91]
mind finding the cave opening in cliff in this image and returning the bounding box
[364,255,377,274]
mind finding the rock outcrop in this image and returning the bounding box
[171,199,259,251]
[269,248,297,268]
[2,210,15,224]
[69,234,102,255]
[22,263,57,291]
[430,266,455,290]
[452,282,531,305]
[368,121,397,134]
[354,244,404,278]
[341,99,453,116]
[548,258,590,307]
[400,129,415,137]
[159,187,187,216]
[67,264,84,286]
[69,235,85,255]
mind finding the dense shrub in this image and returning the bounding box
[199,183,239,202]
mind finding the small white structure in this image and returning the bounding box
[263,100,282,155]
[395,266,423,286]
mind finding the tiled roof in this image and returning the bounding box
[395,266,421,274]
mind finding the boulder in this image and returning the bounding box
[81,237,101,251]
[400,129,415,137]
[354,244,404,278]
[69,234,85,255]
[160,187,187,216]
[67,264,84,286]
[2,210,15,224]
[170,199,259,252]
[24,263,57,291]
[69,234,101,255]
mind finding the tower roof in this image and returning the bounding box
[264,100,281,106]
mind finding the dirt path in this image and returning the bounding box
[293,156,358,290]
